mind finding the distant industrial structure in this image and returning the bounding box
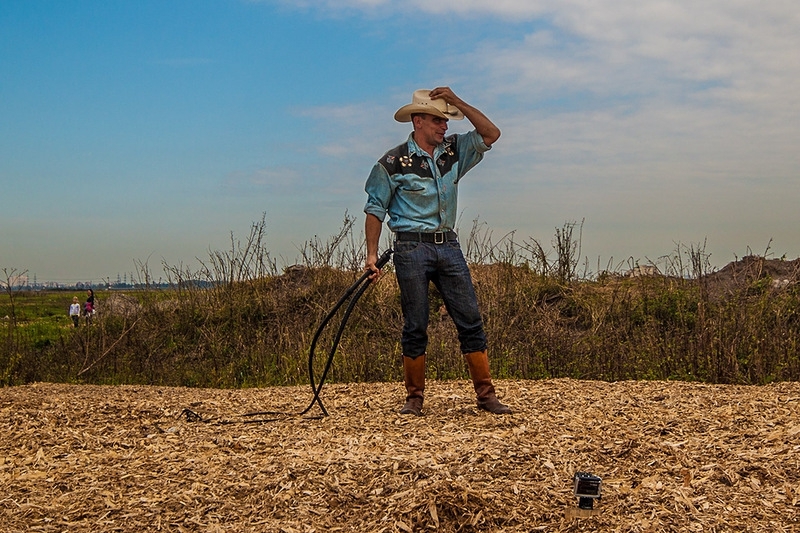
[1,272,171,291]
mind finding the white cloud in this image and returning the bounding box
[444,1,800,180]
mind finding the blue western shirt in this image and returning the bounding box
[364,130,491,233]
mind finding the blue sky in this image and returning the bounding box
[2,0,799,283]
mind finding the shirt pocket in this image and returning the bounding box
[397,173,433,194]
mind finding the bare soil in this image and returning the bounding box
[2,379,799,532]
[702,256,800,295]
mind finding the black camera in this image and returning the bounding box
[573,472,602,510]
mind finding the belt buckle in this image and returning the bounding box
[434,231,445,244]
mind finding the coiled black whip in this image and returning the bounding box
[181,248,393,424]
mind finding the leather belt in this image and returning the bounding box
[395,231,457,244]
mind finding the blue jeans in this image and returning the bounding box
[393,239,487,358]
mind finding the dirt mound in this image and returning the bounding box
[2,380,798,531]
[704,256,800,293]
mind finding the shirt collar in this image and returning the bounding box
[407,133,453,159]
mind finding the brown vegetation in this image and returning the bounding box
[2,218,800,387]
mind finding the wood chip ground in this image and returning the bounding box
[2,379,799,532]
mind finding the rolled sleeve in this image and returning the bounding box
[456,130,491,181]
[363,161,392,221]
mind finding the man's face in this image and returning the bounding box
[414,114,449,147]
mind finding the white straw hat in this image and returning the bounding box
[394,89,465,123]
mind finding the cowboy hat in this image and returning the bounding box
[394,89,465,123]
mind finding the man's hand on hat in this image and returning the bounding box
[428,86,500,146]
[429,87,464,107]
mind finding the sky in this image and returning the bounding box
[2,0,799,283]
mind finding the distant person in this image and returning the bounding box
[69,297,81,328]
[84,288,95,325]
[363,87,511,416]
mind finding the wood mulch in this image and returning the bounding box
[1,379,799,532]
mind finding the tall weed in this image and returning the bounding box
[3,218,799,387]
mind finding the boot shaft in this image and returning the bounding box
[403,354,426,398]
[400,354,426,415]
[464,350,512,414]
[464,350,494,398]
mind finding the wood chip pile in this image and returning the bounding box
[2,379,798,532]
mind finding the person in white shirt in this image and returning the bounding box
[69,297,81,328]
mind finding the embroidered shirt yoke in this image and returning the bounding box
[364,129,491,233]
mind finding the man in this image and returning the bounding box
[364,87,511,416]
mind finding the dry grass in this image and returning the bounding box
[2,379,799,532]
[4,218,800,387]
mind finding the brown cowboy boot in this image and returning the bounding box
[400,354,426,416]
[465,350,512,414]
